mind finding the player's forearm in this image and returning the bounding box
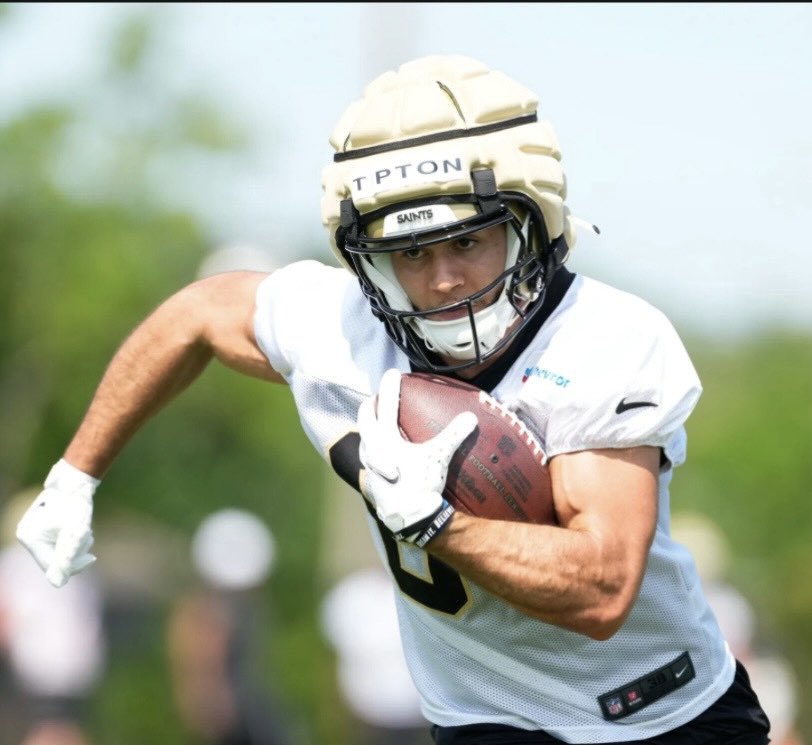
[429,512,639,639]
[63,291,216,478]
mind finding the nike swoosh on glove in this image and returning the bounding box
[357,368,478,548]
[16,459,100,588]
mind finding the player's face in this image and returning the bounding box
[390,224,508,320]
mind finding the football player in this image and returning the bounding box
[16,56,770,744]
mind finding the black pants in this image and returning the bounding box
[431,661,770,745]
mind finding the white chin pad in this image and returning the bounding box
[414,291,517,360]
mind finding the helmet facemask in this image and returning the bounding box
[339,183,556,372]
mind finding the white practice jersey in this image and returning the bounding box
[253,260,735,743]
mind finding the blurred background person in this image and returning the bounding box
[320,567,431,745]
[0,489,106,745]
[166,508,297,745]
[672,511,804,745]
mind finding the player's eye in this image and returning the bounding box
[455,237,477,250]
[399,247,424,261]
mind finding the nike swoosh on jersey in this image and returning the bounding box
[615,398,658,415]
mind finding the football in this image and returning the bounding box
[398,372,557,525]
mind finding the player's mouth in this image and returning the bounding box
[426,298,490,321]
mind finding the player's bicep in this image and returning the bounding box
[191,271,286,383]
[549,447,659,578]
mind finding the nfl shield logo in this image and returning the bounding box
[606,696,623,716]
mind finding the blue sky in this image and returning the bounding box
[2,3,810,338]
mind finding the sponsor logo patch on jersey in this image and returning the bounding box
[522,366,571,388]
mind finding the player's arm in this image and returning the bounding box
[357,369,658,638]
[16,270,282,587]
[428,446,659,640]
[64,270,283,477]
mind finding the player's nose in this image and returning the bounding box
[429,252,464,294]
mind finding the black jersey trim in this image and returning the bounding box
[462,267,575,393]
[598,652,695,721]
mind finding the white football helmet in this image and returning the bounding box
[321,55,581,372]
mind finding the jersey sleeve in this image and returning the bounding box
[253,260,347,379]
[534,301,702,468]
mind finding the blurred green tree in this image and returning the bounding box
[680,333,812,741]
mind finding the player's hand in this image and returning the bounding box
[357,368,477,548]
[16,459,100,588]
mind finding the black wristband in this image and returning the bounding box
[412,501,456,549]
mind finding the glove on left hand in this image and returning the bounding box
[357,368,478,548]
[16,459,99,588]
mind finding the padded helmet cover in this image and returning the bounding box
[321,55,576,259]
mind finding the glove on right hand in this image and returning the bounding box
[16,459,100,588]
[357,368,477,547]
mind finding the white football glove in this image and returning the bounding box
[16,459,100,588]
[357,368,478,548]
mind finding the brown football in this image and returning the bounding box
[398,372,557,525]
